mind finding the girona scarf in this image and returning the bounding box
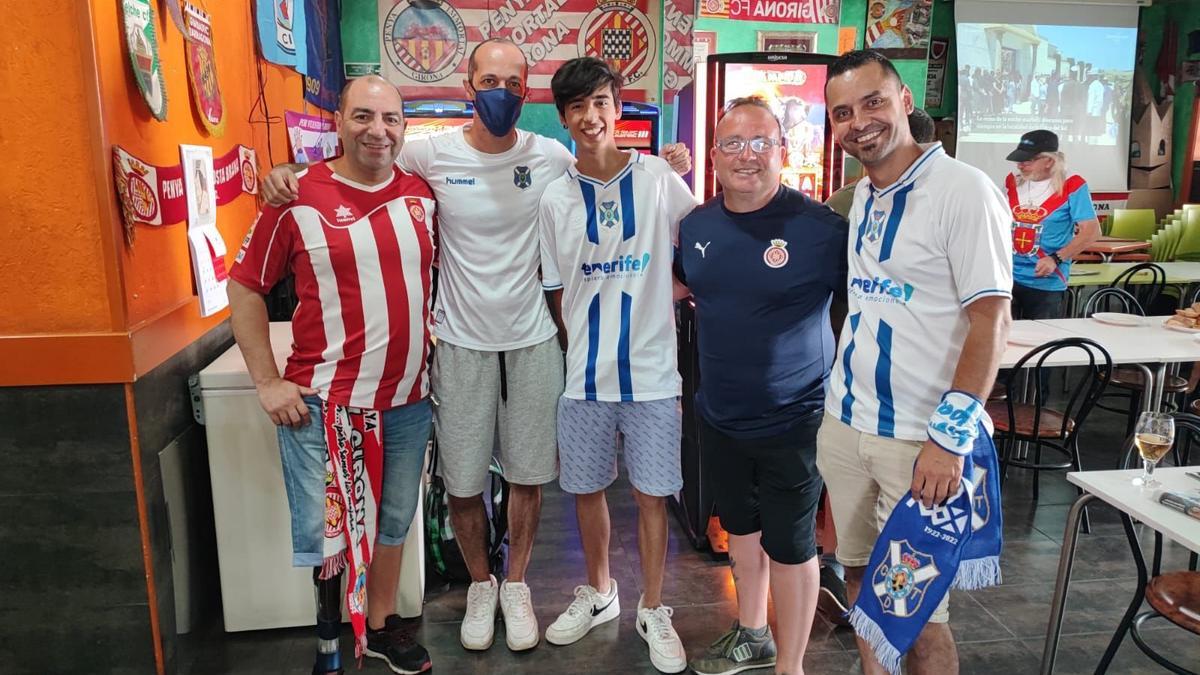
[849,418,1003,674]
[320,402,383,660]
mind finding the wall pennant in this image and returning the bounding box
[112,146,189,231]
[121,0,168,120]
[183,2,226,136]
[213,145,260,204]
[254,0,302,67]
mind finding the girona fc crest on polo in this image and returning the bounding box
[1012,222,1042,256]
[579,2,657,86]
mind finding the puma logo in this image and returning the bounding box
[695,241,711,258]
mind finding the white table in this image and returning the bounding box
[1040,467,1200,674]
[1002,318,1200,412]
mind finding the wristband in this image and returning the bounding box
[1050,252,1063,265]
[927,390,985,455]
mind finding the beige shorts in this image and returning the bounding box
[815,412,950,623]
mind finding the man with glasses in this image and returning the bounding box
[677,97,849,675]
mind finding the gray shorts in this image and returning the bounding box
[557,397,682,497]
[431,337,563,497]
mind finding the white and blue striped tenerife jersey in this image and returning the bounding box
[824,143,1014,441]
[539,152,697,402]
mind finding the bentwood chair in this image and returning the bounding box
[987,337,1112,533]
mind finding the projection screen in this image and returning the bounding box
[954,0,1140,190]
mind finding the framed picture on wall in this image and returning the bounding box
[864,0,935,59]
[757,31,818,54]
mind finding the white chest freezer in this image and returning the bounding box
[198,322,426,631]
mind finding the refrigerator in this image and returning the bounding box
[198,322,427,631]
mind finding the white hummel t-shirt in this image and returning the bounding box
[399,128,575,351]
[825,143,1013,441]
[539,152,697,402]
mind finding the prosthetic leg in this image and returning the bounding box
[312,567,345,675]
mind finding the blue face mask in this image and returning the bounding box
[474,87,524,137]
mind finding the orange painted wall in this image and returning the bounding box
[0,0,115,335]
[91,1,309,333]
[0,1,312,384]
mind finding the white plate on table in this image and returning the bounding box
[1091,312,1145,327]
[1007,326,1054,346]
[1163,319,1200,333]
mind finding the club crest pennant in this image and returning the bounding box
[121,0,168,121]
[239,146,259,195]
[183,2,226,136]
[599,200,619,229]
[579,1,658,87]
[970,468,990,531]
[870,540,940,618]
[513,165,532,190]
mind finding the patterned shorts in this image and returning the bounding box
[556,397,682,497]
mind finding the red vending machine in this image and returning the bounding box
[700,52,844,202]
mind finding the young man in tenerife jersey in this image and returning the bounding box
[679,97,849,675]
[228,76,435,674]
[816,50,1012,675]
[536,57,696,673]
[261,40,691,655]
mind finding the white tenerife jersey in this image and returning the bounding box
[824,143,1013,441]
[398,128,575,351]
[539,152,697,402]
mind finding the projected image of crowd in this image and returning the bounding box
[956,23,1134,146]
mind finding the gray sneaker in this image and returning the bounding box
[688,622,777,675]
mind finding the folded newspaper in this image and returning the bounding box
[1154,488,1200,520]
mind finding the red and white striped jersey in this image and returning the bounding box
[230,162,436,410]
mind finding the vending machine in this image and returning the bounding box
[699,52,844,201]
[615,102,660,155]
[403,99,475,140]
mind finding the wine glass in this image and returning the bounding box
[1132,412,1174,488]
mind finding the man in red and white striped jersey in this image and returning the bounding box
[228,75,435,674]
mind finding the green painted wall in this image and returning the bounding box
[925,0,954,118]
[1136,0,1200,201]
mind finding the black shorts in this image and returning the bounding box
[700,411,824,565]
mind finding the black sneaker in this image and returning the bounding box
[688,621,777,675]
[817,564,851,627]
[365,615,432,674]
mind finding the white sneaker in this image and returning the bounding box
[460,575,498,651]
[499,580,540,651]
[637,596,687,673]
[544,579,620,646]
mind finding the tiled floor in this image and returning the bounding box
[180,401,1200,674]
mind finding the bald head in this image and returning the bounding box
[466,38,528,90]
[338,75,404,114]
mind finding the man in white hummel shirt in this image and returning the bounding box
[815,50,1012,675]
[261,39,690,655]
[537,56,694,674]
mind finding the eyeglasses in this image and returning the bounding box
[714,136,782,156]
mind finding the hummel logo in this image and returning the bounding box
[334,204,354,223]
[592,596,615,617]
[695,241,711,258]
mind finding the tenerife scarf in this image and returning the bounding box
[850,396,1003,674]
[320,402,383,660]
